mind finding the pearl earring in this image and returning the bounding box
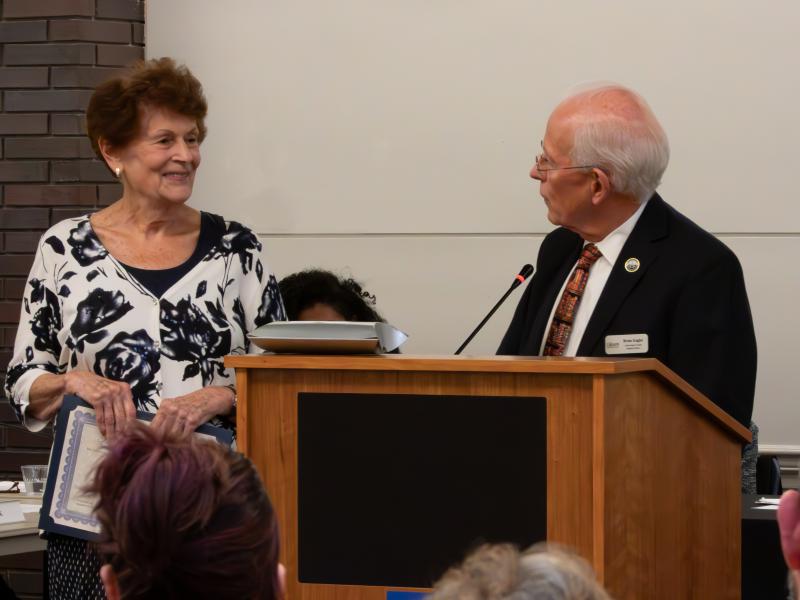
[114,167,121,178]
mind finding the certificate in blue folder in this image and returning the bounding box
[39,395,233,542]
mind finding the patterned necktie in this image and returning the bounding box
[543,243,603,356]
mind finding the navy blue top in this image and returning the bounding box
[121,212,225,298]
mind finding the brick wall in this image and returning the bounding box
[0,1,144,597]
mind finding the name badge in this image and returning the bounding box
[605,334,649,355]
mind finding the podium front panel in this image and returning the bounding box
[297,392,546,587]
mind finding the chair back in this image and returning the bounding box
[741,421,758,494]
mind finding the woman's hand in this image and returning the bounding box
[63,371,136,439]
[151,386,235,438]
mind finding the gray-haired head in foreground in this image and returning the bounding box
[428,543,613,600]
[558,83,670,203]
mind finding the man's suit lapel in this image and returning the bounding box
[577,194,670,355]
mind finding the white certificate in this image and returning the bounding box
[40,395,233,541]
[43,404,105,538]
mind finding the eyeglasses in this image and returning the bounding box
[534,153,600,180]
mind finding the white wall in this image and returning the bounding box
[148,0,800,448]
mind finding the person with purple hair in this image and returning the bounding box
[89,423,284,600]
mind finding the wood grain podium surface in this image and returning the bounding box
[226,354,748,600]
[226,354,750,443]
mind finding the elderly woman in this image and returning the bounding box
[4,57,284,598]
[91,424,284,600]
[429,543,613,600]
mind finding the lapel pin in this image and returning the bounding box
[624,257,640,273]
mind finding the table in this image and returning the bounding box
[742,494,789,600]
[0,493,45,557]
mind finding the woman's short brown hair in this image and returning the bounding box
[90,424,281,600]
[86,57,208,158]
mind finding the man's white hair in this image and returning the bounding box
[562,83,670,203]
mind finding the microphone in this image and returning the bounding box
[454,264,534,355]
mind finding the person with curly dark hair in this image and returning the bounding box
[4,58,285,598]
[279,269,385,322]
[91,424,284,600]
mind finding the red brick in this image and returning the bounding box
[98,183,122,205]
[0,67,49,88]
[4,280,26,300]
[96,0,144,21]
[0,400,18,422]
[0,349,12,368]
[0,256,35,277]
[6,428,52,449]
[5,184,96,206]
[3,233,41,253]
[5,136,94,159]
[50,18,131,43]
[132,22,144,44]
[1,326,18,346]
[0,20,47,43]
[0,551,43,570]
[4,42,95,66]
[0,281,4,299]
[0,114,48,135]
[4,89,93,112]
[51,65,125,88]
[7,569,44,595]
[0,302,25,323]
[52,208,91,222]
[0,162,48,183]
[52,159,116,182]
[97,43,143,66]
[51,113,87,135]
[0,208,49,228]
[3,0,94,18]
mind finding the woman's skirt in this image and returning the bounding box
[46,533,105,599]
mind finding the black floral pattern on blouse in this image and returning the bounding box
[205,221,260,275]
[44,236,65,255]
[68,289,133,365]
[67,220,108,266]
[28,278,46,304]
[94,330,160,412]
[5,215,283,436]
[30,287,62,356]
[232,298,247,337]
[160,297,232,385]
[255,274,285,327]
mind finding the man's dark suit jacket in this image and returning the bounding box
[498,193,757,427]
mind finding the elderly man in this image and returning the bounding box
[498,84,756,427]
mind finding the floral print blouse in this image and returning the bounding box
[5,215,284,432]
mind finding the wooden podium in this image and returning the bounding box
[224,354,751,600]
